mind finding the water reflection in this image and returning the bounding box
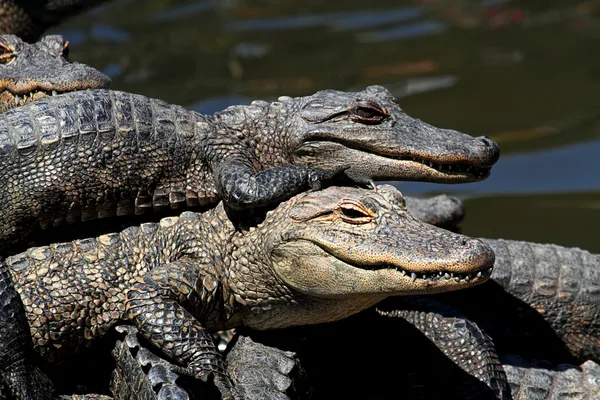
[49,0,600,250]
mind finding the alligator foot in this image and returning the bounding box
[110,325,210,400]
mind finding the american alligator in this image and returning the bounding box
[0,86,498,253]
[0,34,111,114]
[0,0,106,42]
[0,184,495,399]
[214,238,600,399]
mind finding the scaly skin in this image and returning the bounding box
[0,1,107,42]
[404,194,465,230]
[1,185,494,399]
[0,87,497,252]
[434,239,600,364]
[0,257,53,400]
[0,34,111,114]
[109,325,203,400]
[504,357,600,399]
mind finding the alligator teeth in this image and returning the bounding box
[52,90,58,96]
[390,265,490,283]
[14,95,19,104]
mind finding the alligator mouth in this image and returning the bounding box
[316,240,494,286]
[3,88,65,106]
[366,263,493,284]
[384,154,490,179]
[299,139,492,181]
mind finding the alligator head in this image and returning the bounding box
[227,184,494,330]
[218,85,499,183]
[0,34,111,113]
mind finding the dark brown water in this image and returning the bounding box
[50,0,600,252]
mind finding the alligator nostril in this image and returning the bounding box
[479,136,494,147]
[477,135,500,164]
[460,239,468,247]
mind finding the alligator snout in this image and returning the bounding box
[475,135,501,167]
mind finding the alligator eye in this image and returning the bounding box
[61,41,70,60]
[0,45,14,64]
[338,202,373,224]
[349,100,388,124]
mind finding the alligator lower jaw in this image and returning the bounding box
[0,89,64,111]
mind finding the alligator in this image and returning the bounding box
[0,34,111,114]
[211,238,600,399]
[0,86,498,253]
[0,0,107,42]
[0,184,495,399]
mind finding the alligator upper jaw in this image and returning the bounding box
[295,140,495,184]
[272,240,494,299]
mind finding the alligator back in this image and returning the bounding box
[0,89,218,253]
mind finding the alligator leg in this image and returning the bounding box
[125,260,234,399]
[213,160,349,211]
[437,239,600,364]
[376,297,511,400]
[109,325,201,400]
[0,257,53,400]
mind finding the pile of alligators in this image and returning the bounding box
[0,32,598,400]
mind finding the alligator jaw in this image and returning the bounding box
[295,133,498,183]
[0,35,111,114]
[295,139,495,183]
[272,238,494,299]
[0,88,62,112]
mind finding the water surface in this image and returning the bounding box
[52,0,600,251]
